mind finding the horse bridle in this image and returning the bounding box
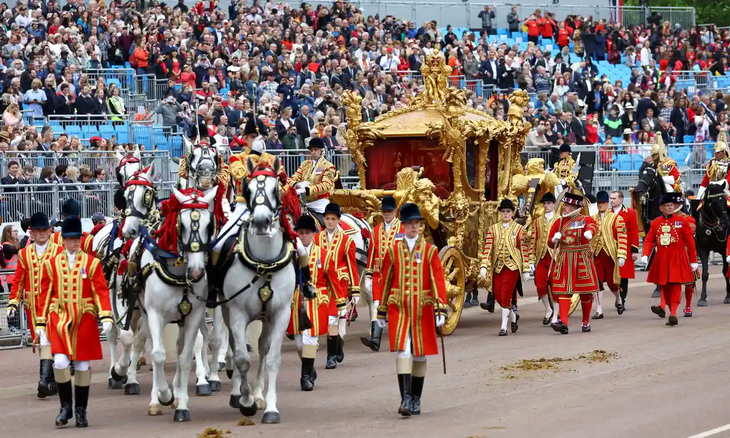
[701,189,729,239]
[118,155,141,182]
[177,206,215,254]
[188,145,219,190]
[124,173,156,220]
[245,166,282,218]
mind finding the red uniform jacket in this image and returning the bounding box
[314,228,360,294]
[366,219,405,302]
[548,213,600,295]
[52,231,94,254]
[616,206,640,279]
[642,214,697,285]
[7,242,63,341]
[376,238,448,356]
[287,242,348,337]
[38,251,113,361]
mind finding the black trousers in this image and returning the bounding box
[620,278,629,301]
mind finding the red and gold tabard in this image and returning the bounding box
[656,157,682,192]
[642,214,697,285]
[530,212,558,298]
[37,251,113,361]
[7,241,63,341]
[480,221,530,287]
[51,231,94,254]
[367,219,405,302]
[314,228,360,296]
[590,211,628,285]
[376,237,448,356]
[287,242,348,337]
[286,157,337,203]
[615,206,640,279]
[229,151,286,200]
[548,214,600,294]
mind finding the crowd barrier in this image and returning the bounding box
[0,290,27,350]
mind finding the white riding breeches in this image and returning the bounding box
[53,354,90,371]
[294,331,319,351]
[39,330,50,347]
[396,333,425,361]
[307,198,329,214]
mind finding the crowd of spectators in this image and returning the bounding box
[0,0,727,183]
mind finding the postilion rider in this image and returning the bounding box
[375,203,448,417]
[286,137,337,223]
[37,216,114,428]
[7,212,64,399]
[478,198,531,336]
[361,195,404,352]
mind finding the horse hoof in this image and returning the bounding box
[218,362,226,372]
[724,297,730,304]
[652,290,661,298]
[110,367,125,382]
[148,404,162,416]
[226,369,233,379]
[261,412,280,424]
[138,357,147,366]
[209,381,221,392]
[229,395,241,409]
[124,383,140,395]
[108,377,124,390]
[158,393,175,407]
[698,299,708,307]
[255,398,267,410]
[173,409,191,422]
[196,384,212,396]
[239,403,258,417]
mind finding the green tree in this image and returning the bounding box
[624,0,730,27]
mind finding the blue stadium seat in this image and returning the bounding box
[66,125,82,136]
[107,78,122,90]
[497,28,509,36]
[115,126,129,143]
[171,136,183,158]
[611,137,622,145]
[683,135,695,144]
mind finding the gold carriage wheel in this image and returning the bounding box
[568,294,580,315]
[438,246,465,336]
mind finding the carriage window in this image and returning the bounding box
[466,141,476,189]
[364,138,453,199]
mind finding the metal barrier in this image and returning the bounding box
[0,291,27,350]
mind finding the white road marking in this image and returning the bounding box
[686,423,730,438]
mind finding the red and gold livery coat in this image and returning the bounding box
[37,251,113,361]
[479,221,531,290]
[287,243,348,337]
[7,241,63,341]
[314,229,360,294]
[286,157,337,203]
[548,214,600,294]
[376,238,448,357]
[230,151,286,200]
[642,214,697,285]
[366,219,405,302]
[52,231,94,255]
[590,211,628,285]
[615,206,640,279]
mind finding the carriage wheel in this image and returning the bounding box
[568,294,580,315]
[438,246,466,336]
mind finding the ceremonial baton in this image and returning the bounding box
[439,323,446,375]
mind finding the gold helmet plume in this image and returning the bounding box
[714,129,729,154]
[651,131,668,160]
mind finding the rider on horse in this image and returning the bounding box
[651,133,682,193]
[696,129,730,205]
[554,144,577,194]
[286,137,337,225]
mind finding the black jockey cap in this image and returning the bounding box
[563,192,584,207]
[596,190,610,202]
[308,137,325,150]
[540,192,556,203]
[399,203,423,222]
[30,212,51,229]
[498,198,515,211]
[585,193,597,204]
[381,195,396,211]
[61,198,81,218]
[324,203,342,218]
[61,216,83,238]
[660,193,681,205]
[559,143,571,154]
[295,215,317,232]
[244,113,269,136]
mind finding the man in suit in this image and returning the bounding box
[295,105,315,144]
[479,50,499,89]
[571,108,588,145]
[343,60,359,90]
[641,107,662,133]
[636,90,657,124]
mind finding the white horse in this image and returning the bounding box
[222,157,296,424]
[137,187,218,421]
[115,146,142,183]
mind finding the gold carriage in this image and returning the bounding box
[330,52,531,335]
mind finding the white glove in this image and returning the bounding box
[618,258,625,267]
[35,327,45,339]
[101,321,113,336]
[252,136,266,153]
[7,307,16,319]
[435,315,445,327]
[522,272,531,282]
[376,319,387,328]
[297,181,310,189]
[529,264,535,274]
[691,263,699,272]
[584,231,593,240]
[339,308,348,318]
[662,175,675,185]
[363,276,373,294]
[295,187,306,195]
[479,267,487,279]
[352,295,360,306]
[373,300,379,310]
[641,255,649,265]
[552,232,562,243]
[726,255,730,264]
[559,179,566,186]
[696,186,707,199]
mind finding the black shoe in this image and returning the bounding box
[543,310,554,326]
[410,376,424,415]
[582,323,591,332]
[651,305,666,318]
[38,359,57,398]
[74,407,88,428]
[325,336,338,370]
[592,312,604,320]
[350,306,358,322]
[616,302,625,315]
[336,335,345,363]
[666,315,678,326]
[300,357,315,391]
[464,292,473,308]
[551,322,569,334]
[511,319,518,333]
[360,322,382,352]
[55,381,73,427]
[397,374,412,416]
[498,329,508,336]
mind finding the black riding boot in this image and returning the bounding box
[300,357,315,391]
[397,374,412,416]
[55,381,73,427]
[336,335,345,363]
[410,375,424,415]
[69,362,75,377]
[325,336,338,369]
[74,385,89,428]
[620,278,629,304]
[38,359,57,398]
[360,321,382,352]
